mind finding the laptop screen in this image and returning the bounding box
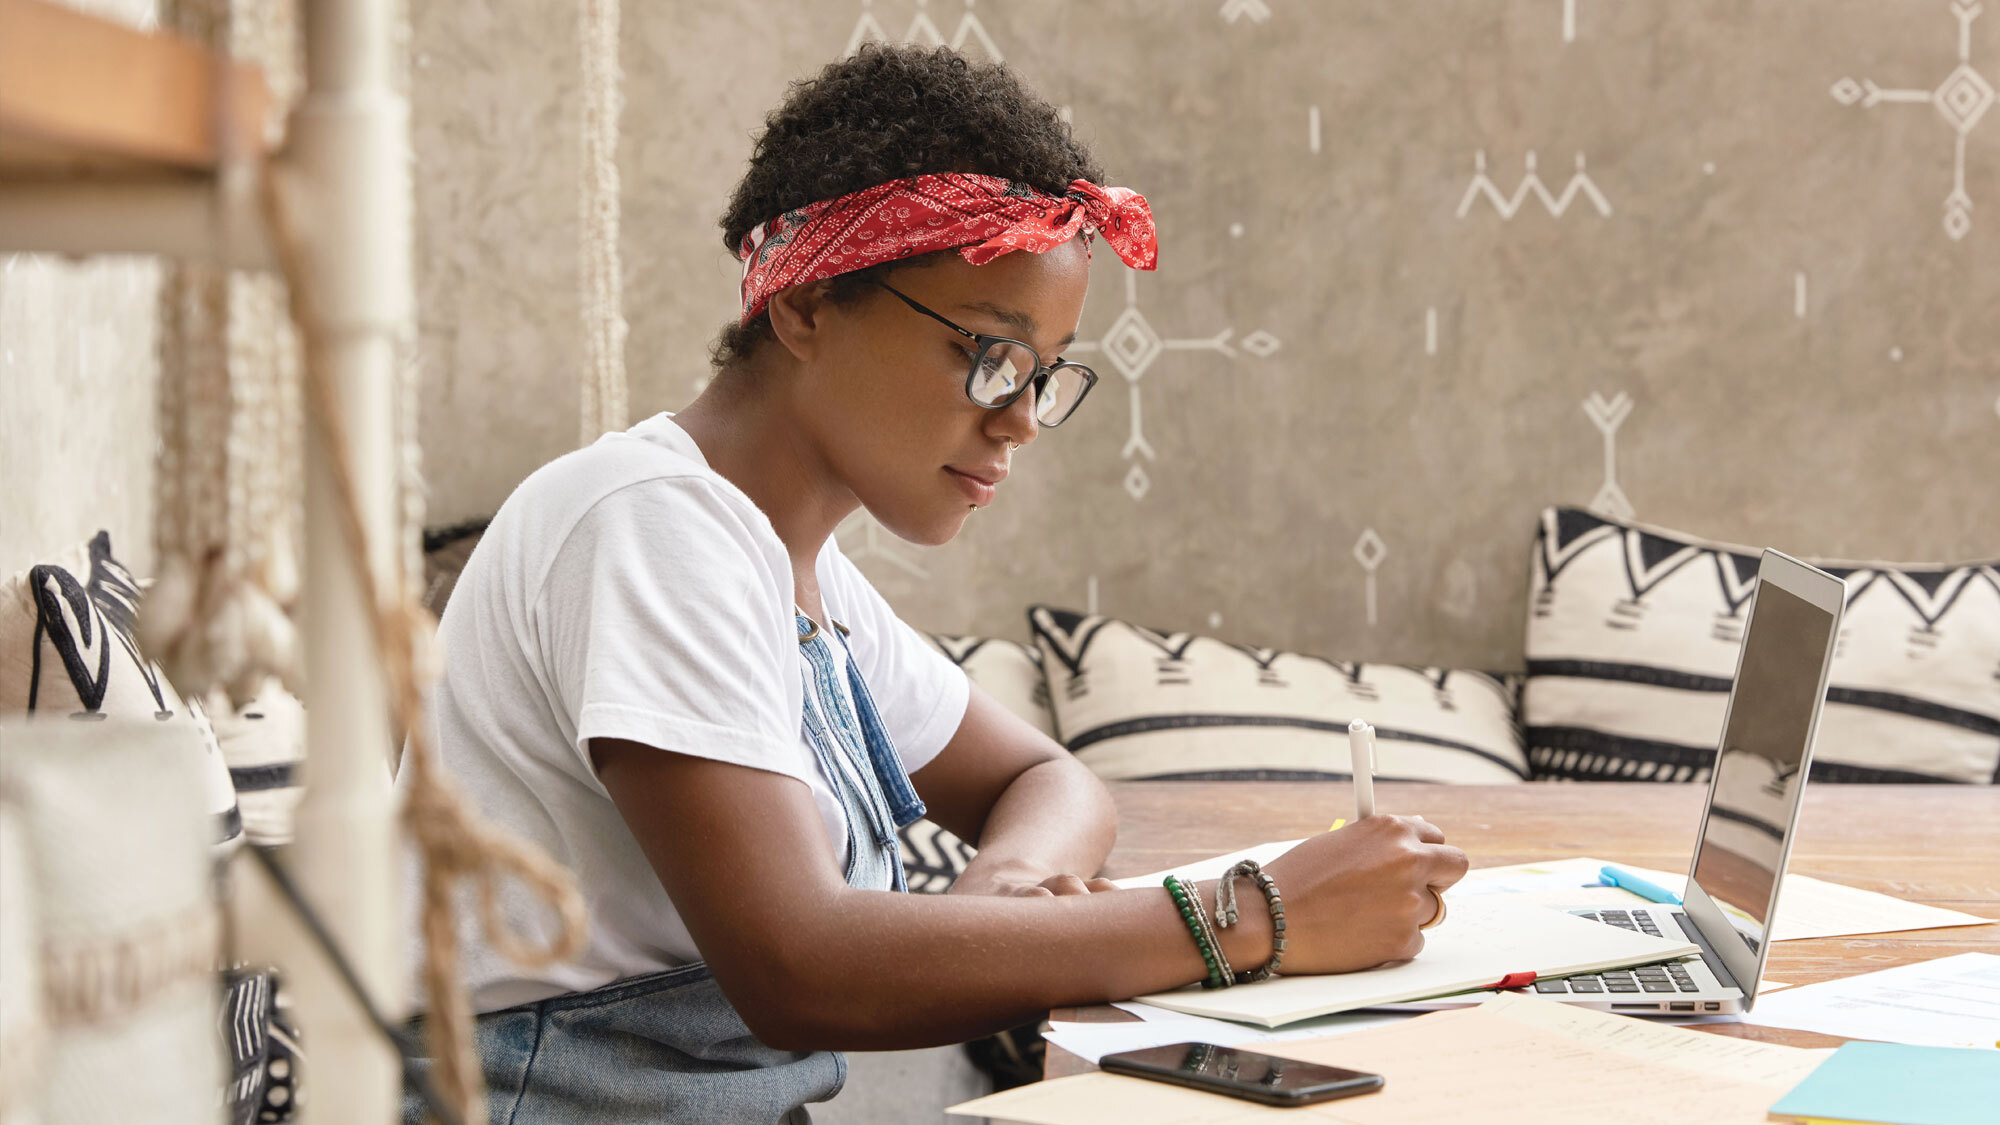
[1688,579,1837,955]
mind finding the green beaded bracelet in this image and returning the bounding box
[1165,875,1229,989]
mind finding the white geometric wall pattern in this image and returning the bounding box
[847,0,1002,61]
[1219,0,1272,25]
[1456,151,1613,220]
[1830,0,1992,241]
[1354,528,1388,627]
[1068,271,1282,501]
[1583,391,1635,520]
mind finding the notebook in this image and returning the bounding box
[1767,1041,2000,1125]
[1129,895,1697,1027]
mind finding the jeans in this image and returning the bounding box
[402,962,844,1125]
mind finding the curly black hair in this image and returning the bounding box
[710,44,1104,370]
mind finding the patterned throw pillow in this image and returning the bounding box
[221,968,301,1125]
[1523,507,2000,784]
[1,718,227,1125]
[925,634,1055,738]
[210,678,307,848]
[0,531,242,848]
[1025,606,1528,783]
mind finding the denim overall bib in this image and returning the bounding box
[403,615,925,1125]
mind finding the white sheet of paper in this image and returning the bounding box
[950,994,1830,1125]
[1459,855,1994,942]
[1112,1000,1212,1023]
[1132,897,1697,1027]
[1740,952,2000,1049]
[1044,1009,1411,1065]
[1109,840,1302,890]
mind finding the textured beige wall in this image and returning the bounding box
[411,0,2000,670]
[0,257,162,579]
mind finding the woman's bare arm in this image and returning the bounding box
[592,737,1467,1052]
[907,685,1119,897]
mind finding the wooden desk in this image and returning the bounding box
[1047,782,2000,1079]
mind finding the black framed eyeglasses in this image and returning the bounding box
[873,280,1099,427]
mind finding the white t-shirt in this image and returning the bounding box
[400,414,971,1012]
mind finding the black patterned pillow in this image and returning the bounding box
[1026,606,1528,783]
[1523,507,2000,784]
[222,968,301,1124]
[896,818,979,896]
[0,531,242,848]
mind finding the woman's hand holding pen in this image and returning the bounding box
[1248,815,1469,975]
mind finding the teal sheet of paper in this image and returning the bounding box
[1768,1041,2000,1125]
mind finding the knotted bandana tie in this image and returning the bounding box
[736,173,1158,325]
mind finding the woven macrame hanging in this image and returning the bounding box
[146,0,308,706]
[148,0,427,705]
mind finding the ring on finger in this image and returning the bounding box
[1419,889,1447,931]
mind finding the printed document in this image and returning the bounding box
[1457,855,1992,941]
[950,993,1828,1124]
[1742,952,2000,1049]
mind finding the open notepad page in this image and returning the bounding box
[1133,896,1697,1027]
[1115,843,1697,1026]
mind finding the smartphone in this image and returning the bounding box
[1098,1042,1384,1107]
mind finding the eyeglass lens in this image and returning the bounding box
[968,340,1090,425]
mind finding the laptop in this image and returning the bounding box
[1524,548,1847,1015]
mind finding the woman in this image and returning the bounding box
[405,45,1467,1124]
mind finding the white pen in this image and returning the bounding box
[1348,719,1376,820]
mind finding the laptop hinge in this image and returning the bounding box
[1672,911,1744,993]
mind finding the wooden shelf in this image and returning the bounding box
[0,0,269,177]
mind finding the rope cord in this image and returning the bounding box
[260,149,588,1125]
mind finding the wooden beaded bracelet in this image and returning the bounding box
[1215,859,1287,983]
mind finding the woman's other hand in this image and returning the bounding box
[948,855,1120,898]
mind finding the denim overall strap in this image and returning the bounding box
[828,625,927,829]
[795,614,906,893]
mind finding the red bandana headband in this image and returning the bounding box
[736,172,1158,325]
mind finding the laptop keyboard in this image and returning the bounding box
[1531,910,1703,995]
